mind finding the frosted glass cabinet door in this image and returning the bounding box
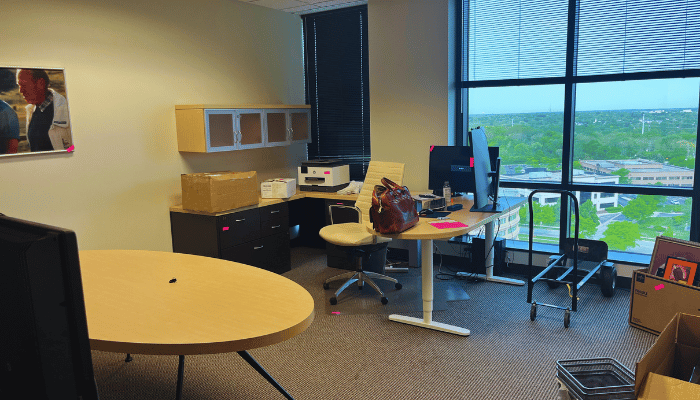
[236,110,264,150]
[289,110,311,143]
[265,110,289,147]
[204,110,236,152]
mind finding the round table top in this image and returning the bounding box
[79,250,315,355]
[366,196,524,240]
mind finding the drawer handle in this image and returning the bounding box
[235,219,245,222]
[272,225,281,229]
[271,210,280,214]
[254,246,264,250]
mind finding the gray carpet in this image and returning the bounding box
[91,247,657,400]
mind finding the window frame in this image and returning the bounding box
[458,0,700,255]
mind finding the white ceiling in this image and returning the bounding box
[237,0,367,15]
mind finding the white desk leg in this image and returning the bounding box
[481,220,524,286]
[389,239,470,336]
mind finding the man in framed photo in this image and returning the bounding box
[16,68,71,152]
[0,99,19,154]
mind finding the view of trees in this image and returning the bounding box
[478,108,698,253]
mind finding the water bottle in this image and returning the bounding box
[443,181,451,205]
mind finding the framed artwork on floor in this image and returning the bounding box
[0,67,73,157]
[663,257,698,285]
[649,236,700,286]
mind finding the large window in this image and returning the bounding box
[302,6,370,180]
[461,0,700,256]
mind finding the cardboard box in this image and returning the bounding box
[636,313,700,399]
[629,268,700,334]
[261,178,296,199]
[181,171,258,213]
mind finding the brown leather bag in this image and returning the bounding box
[369,177,419,234]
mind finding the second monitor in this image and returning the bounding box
[428,144,499,199]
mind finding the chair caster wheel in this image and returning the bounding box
[395,283,402,290]
[330,297,337,305]
[323,282,330,290]
[381,297,388,305]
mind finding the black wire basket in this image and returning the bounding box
[556,358,636,400]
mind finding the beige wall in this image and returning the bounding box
[0,0,307,251]
[368,0,452,193]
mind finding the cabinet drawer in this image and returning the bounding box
[220,233,290,274]
[260,203,289,222]
[218,208,261,248]
[260,216,289,238]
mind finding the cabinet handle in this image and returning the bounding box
[236,218,245,222]
[272,225,281,229]
[254,246,264,250]
[271,210,280,214]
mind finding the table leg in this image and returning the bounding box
[238,351,295,400]
[176,355,185,400]
[483,220,524,286]
[388,239,470,336]
[457,220,525,286]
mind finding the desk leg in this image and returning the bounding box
[176,355,185,400]
[238,351,295,400]
[388,239,470,336]
[458,221,525,286]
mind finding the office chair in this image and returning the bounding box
[320,161,405,305]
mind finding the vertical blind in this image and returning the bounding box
[302,6,370,181]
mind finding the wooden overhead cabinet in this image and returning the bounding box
[175,105,311,153]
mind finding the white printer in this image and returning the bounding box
[298,159,350,192]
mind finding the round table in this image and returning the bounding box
[80,250,314,399]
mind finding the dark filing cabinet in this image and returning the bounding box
[170,202,290,274]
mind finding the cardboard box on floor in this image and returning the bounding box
[182,171,258,213]
[629,268,700,334]
[636,313,700,399]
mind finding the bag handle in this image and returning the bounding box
[381,177,402,190]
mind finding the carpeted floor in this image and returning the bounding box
[91,247,657,399]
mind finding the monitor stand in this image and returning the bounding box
[470,201,509,213]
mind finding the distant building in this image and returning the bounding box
[579,159,694,187]
[501,169,620,211]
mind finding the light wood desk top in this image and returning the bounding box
[79,250,314,355]
[366,196,524,240]
[169,189,358,216]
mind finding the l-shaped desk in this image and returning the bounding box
[171,190,525,336]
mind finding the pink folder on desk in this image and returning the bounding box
[429,221,468,229]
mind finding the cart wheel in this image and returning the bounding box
[530,303,537,321]
[381,297,388,305]
[564,310,571,328]
[546,267,561,289]
[323,282,330,290]
[600,266,617,298]
[395,282,402,290]
[330,297,337,305]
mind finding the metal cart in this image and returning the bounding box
[526,190,617,328]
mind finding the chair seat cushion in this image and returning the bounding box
[320,223,392,246]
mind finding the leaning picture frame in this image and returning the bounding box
[663,257,698,285]
[649,236,700,286]
[0,66,73,157]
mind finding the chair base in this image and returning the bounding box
[324,270,401,305]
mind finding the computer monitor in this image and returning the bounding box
[0,214,99,399]
[469,127,504,213]
[428,145,499,197]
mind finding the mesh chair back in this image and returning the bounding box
[355,161,405,224]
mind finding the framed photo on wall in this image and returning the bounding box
[0,67,73,157]
[663,257,697,285]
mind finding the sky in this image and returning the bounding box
[469,78,700,114]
